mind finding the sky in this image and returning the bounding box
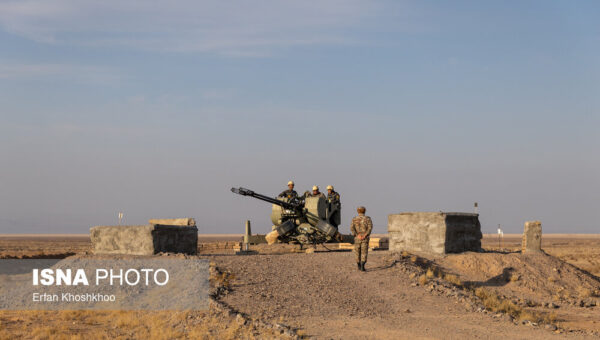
[1,1,599,234]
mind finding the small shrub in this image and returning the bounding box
[418,274,428,285]
[213,271,236,289]
[475,288,520,318]
[519,310,540,322]
[30,326,58,339]
[544,311,558,323]
[576,286,593,298]
[444,274,462,286]
[474,287,547,323]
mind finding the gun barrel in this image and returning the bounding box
[231,187,299,210]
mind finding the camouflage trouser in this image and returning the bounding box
[353,240,369,263]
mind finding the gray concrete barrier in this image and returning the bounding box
[388,212,482,254]
[90,225,198,255]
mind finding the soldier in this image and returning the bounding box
[278,181,298,199]
[350,206,373,272]
[326,185,340,206]
[326,185,341,227]
[307,185,326,198]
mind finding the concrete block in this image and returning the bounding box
[90,225,198,255]
[245,234,266,244]
[337,243,353,250]
[336,237,389,250]
[522,221,542,253]
[148,218,196,226]
[370,237,389,250]
[388,212,482,254]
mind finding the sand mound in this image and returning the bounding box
[438,252,600,305]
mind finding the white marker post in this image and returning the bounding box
[118,212,124,226]
[497,224,503,249]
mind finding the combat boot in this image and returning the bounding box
[357,263,361,270]
[360,262,366,271]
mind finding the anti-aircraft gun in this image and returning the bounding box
[231,187,341,245]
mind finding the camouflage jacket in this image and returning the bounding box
[278,189,298,199]
[350,215,373,240]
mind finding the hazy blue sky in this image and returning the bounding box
[1,1,599,234]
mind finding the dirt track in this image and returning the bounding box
[212,251,598,339]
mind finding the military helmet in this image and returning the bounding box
[288,181,294,186]
[312,185,319,191]
[326,185,333,190]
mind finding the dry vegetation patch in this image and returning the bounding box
[0,310,290,340]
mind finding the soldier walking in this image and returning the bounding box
[350,206,373,272]
[278,181,298,199]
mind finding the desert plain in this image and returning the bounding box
[0,233,599,339]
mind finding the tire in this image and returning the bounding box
[315,220,338,237]
[276,220,296,236]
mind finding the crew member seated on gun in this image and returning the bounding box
[350,206,373,272]
[278,181,298,199]
[307,185,326,199]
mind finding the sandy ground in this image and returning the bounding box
[0,234,599,339]
[213,251,570,339]
[482,235,600,277]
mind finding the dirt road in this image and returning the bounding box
[212,251,596,339]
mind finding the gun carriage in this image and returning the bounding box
[231,187,342,245]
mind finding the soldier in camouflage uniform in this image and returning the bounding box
[278,181,298,199]
[350,206,372,271]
